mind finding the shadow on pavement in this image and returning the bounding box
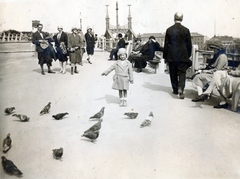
[95,94,119,104]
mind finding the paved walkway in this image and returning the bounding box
[0,43,240,178]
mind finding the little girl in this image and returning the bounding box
[102,48,134,107]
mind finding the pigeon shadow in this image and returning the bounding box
[80,138,97,144]
[12,120,29,122]
[122,116,138,120]
[95,94,119,104]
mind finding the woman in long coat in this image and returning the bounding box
[53,25,68,74]
[68,27,82,74]
[84,26,95,64]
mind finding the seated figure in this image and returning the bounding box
[128,36,163,73]
[191,65,240,111]
[128,37,143,65]
[192,42,228,101]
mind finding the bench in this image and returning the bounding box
[147,51,162,74]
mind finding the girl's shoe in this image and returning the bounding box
[123,100,127,107]
[119,100,124,107]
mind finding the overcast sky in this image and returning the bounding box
[0,0,240,38]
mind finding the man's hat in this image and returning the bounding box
[87,26,92,30]
[71,27,78,31]
[37,23,43,27]
[118,33,123,38]
[149,36,155,40]
[57,25,63,29]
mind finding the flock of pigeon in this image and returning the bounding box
[2,103,154,177]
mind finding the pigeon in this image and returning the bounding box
[124,112,138,119]
[12,114,30,122]
[1,156,23,176]
[52,147,63,160]
[52,112,69,120]
[89,107,105,119]
[84,119,103,133]
[2,133,12,153]
[140,111,154,128]
[4,107,15,115]
[40,102,51,115]
[81,130,99,142]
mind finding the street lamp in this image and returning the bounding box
[79,12,82,31]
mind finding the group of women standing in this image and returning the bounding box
[52,26,95,75]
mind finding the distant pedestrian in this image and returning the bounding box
[32,23,55,75]
[102,48,134,107]
[77,28,86,66]
[85,26,95,64]
[163,12,192,99]
[53,25,68,74]
[68,27,82,75]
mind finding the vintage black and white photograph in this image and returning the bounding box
[0,0,240,178]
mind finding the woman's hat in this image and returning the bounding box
[209,41,223,50]
[117,48,127,56]
[71,27,78,31]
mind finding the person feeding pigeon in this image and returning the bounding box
[102,48,134,107]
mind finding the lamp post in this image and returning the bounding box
[79,12,82,31]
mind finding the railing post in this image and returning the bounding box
[192,45,199,73]
[2,33,5,42]
[102,37,105,51]
[7,33,10,42]
[109,38,113,50]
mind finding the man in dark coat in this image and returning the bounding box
[163,12,192,99]
[108,33,129,60]
[32,23,55,75]
[132,36,163,73]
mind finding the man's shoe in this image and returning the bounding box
[172,91,178,95]
[87,58,92,64]
[137,69,142,73]
[178,89,185,99]
[213,103,228,109]
[48,70,55,73]
[41,71,45,75]
[192,94,209,102]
